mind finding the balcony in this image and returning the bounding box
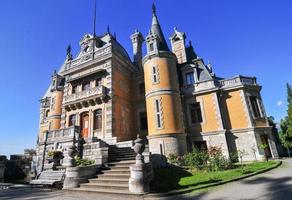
[64,86,108,111]
[218,76,257,89]
[45,126,80,143]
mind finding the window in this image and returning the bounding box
[94,109,102,130]
[69,114,76,126]
[45,110,50,118]
[96,78,102,87]
[50,97,56,110]
[193,141,207,151]
[82,81,91,91]
[155,99,163,128]
[185,72,195,85]
[250,96,261,118]
[189,103,203,124]
[152,66,159,84]
[149,43,154,51]
[72,85,78,94]
[139,83,145,96]
[140,112,148,130]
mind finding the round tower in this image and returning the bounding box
[48,71,64,131]
[143,4,186,159]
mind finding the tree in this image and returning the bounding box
[279,83,292,157]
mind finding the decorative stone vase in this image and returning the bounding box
[46,151,64,170]
[67,145,77,167]
[133,134,146,164]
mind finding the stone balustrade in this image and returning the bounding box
[46,126,79,143]
[63,86,106,105]
[219,76,257,88]
[64,45,111,72]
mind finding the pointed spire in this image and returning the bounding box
[149,3,169,51]
[92,0,97,59]
[152,3,156,15]
[93,0,97,37]
[107,25,110,34]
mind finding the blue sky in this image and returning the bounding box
[0,0,291,156]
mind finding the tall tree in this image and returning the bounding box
[279,83,292,157]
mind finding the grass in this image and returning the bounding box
[152,160,280,193]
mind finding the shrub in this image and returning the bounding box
[47,150,63,158]
[208,146,232,171]
[75,157,95,166]
[168,154,185,166]
[229,151,239,163]
[184,148,209,170]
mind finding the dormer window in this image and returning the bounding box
[185,72,195,85]
[149,43,154,51]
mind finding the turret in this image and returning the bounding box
[48,71,64,131]
[131,30,144,69]
[143,4,187,165]
[169,28,187,64]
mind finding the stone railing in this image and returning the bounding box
[64,45,111,72]
[219,76,257,88]
[46,126,79,142]
[63,86,106,105]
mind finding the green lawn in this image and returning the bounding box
[153,160,280,193]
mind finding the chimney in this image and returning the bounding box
[130,30,144,69]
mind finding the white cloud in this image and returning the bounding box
[277,101,283,106]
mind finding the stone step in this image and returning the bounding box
[102,171,131,176]
[108,166,130,170]
[108,153,136,157]
[89,177,129,184]
[108,158,136,162]
[107,168,130,173]
[80,182,128,190]
[97,173,130,179]
[108,160,135,165]
[72,187,134,195]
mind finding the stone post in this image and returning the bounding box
[63,144,77,167]
[0,155,6,182]
[129,135,152,194]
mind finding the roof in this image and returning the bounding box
[150,4,169,51]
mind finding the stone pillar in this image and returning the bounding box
[129,134,153,194]
[0,155,6,182]
[129,163,151,194]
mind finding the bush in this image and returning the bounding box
[184,148,209,170]
[168,154,185,166]
[208,146,232,171]
[47,150,63,158]
[75,157,95,166]
[229,151,239,163]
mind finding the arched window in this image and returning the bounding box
[69,114,76,126]
[45,110,50,118]
[94,109,102,130]
[82,81,91,91]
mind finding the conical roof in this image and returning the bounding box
[150,4,169,51]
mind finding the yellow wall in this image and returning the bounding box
[221,90,249,130]
[48,90,63,130]
[254,118,268,127]
[146,94,184,136]
[144,55,184,136]
[191,93,221,133]
[144,57,179,93]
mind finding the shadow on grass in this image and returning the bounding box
[151,164,222,193]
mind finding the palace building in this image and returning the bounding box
[35,5,279,172]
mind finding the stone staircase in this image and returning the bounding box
[30,169,65,187]
[75,146,136,194]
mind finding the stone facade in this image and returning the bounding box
[35,4,279,172]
